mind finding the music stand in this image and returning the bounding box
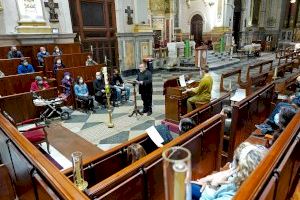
[127,80,143,117]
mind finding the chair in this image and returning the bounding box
[2,111,50,153]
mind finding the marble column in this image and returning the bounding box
[16,0,51,33]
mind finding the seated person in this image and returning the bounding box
[30,76,49,92]
[296,76,300,97]
[127,143,147,163]
[270,107,296,145]
[179,118,196,135]
[86,55,98,66]
[256,95,300,133]
[7,46,23,59]
[37,46,50,66]
[185,65,213,112]
[0,70,4,78]
[74,76,95,112]
[52,46,63,56]
[93,72,107,108]
[191,142,268,200]
[111,68,130,102]
[61,72,73,97]
[17,58,35,74]
[53,57,65,75]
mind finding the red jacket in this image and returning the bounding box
[30,81,50,92]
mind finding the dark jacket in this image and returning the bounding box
[61,78,73,95]
[136,69,152,94]
[7,50,23,59]
[93,78,106,96]
[111,74,124,86]
[53,63,65,75]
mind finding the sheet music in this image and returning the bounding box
[230,89,246,102]
[186,80,195,84]
[179,75,187,87]
[146,126,164,147]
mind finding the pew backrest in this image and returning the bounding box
[0,57,32,76]
[0,72,44,96]
[220,68,246,92]
[0,87,58,123]
[246,60,273,80]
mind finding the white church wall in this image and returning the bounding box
[115,0,135,33]
[135,0,148,24]
[1,0,19,34]
[178,0,214,34]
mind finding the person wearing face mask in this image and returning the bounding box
[61,72,73,96]
[53,57,65,75]
[52,46,63,56]
[111,68,131,103]
[18,58,35,74]
[30,76,49,92]
[136,62,153,116]
[93,72,107,108]
[86,55,98,66]
[37,46,50,66]
[74,76,95,112]
[8,46,23,59]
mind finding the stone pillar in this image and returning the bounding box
[16,0,51,33]
[289,1,297,28]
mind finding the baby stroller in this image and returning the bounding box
[33,95,70,121]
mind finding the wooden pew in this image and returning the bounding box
[229,83,275,160]
[277,61,294,77]
[234,111,300,200]
[220,68,247,93]
[86,114,224,199]
[244,71,270,95]
[0,57,32,76]
[0,164,16,199]
[44,52,91,76]
[275,72,300,94]
[0,72,43,96]
[0,113,89,200]
[0,87,58,123]
[246,59,273,80]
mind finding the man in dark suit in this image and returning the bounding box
[136,63,153,116]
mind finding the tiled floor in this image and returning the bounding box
[59,52,298,151]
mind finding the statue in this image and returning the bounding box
[44,0,59,22]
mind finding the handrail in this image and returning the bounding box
[234,111,300,199]
[0,113,89,200]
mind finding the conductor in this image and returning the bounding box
[136,62,153,116]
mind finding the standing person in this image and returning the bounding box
[74,76,95,112]
[7,46,23,59]
[111,68,131,103]
[185,65,213,112]
[17,58,35,74]
[37,46,50,66]
[136,63,153,116]
[52,46,63,56]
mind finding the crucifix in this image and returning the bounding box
[125,6,133,25]
[44,0,59,22]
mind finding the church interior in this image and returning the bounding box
[0,0,300,199]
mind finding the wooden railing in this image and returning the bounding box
[0,113,89,199]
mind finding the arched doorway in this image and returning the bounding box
[233,0,242,48]
[190,14,203,46]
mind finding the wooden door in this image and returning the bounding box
[190,14,203,46]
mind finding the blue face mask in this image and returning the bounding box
[274,113,280,125]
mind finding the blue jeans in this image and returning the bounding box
[114,86,130,101]
[191,183,202,200]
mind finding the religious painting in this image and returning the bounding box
[140,42,150,60]
[124,41,135,70]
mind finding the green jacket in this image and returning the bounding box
[190,73,213,103]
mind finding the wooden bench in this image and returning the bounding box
[0,87,58,123]
[0,57,32,76]
[277,61,294,78]
[234,111,300,200]
[229,83,275,160]
[275,72,300,94]
[220,68,247,93]
[246,59,273,80]
[0,72,44,96]
[86,114,224,199]
[44,52,91,77]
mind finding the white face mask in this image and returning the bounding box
[23,62,28,66]
[56,49,60,53]
[274,113,280,125]
[79,79,83,84]
[65,75,70,80]
[57,60,62,64]
[88,58,93,61]
[96,75,101,80]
